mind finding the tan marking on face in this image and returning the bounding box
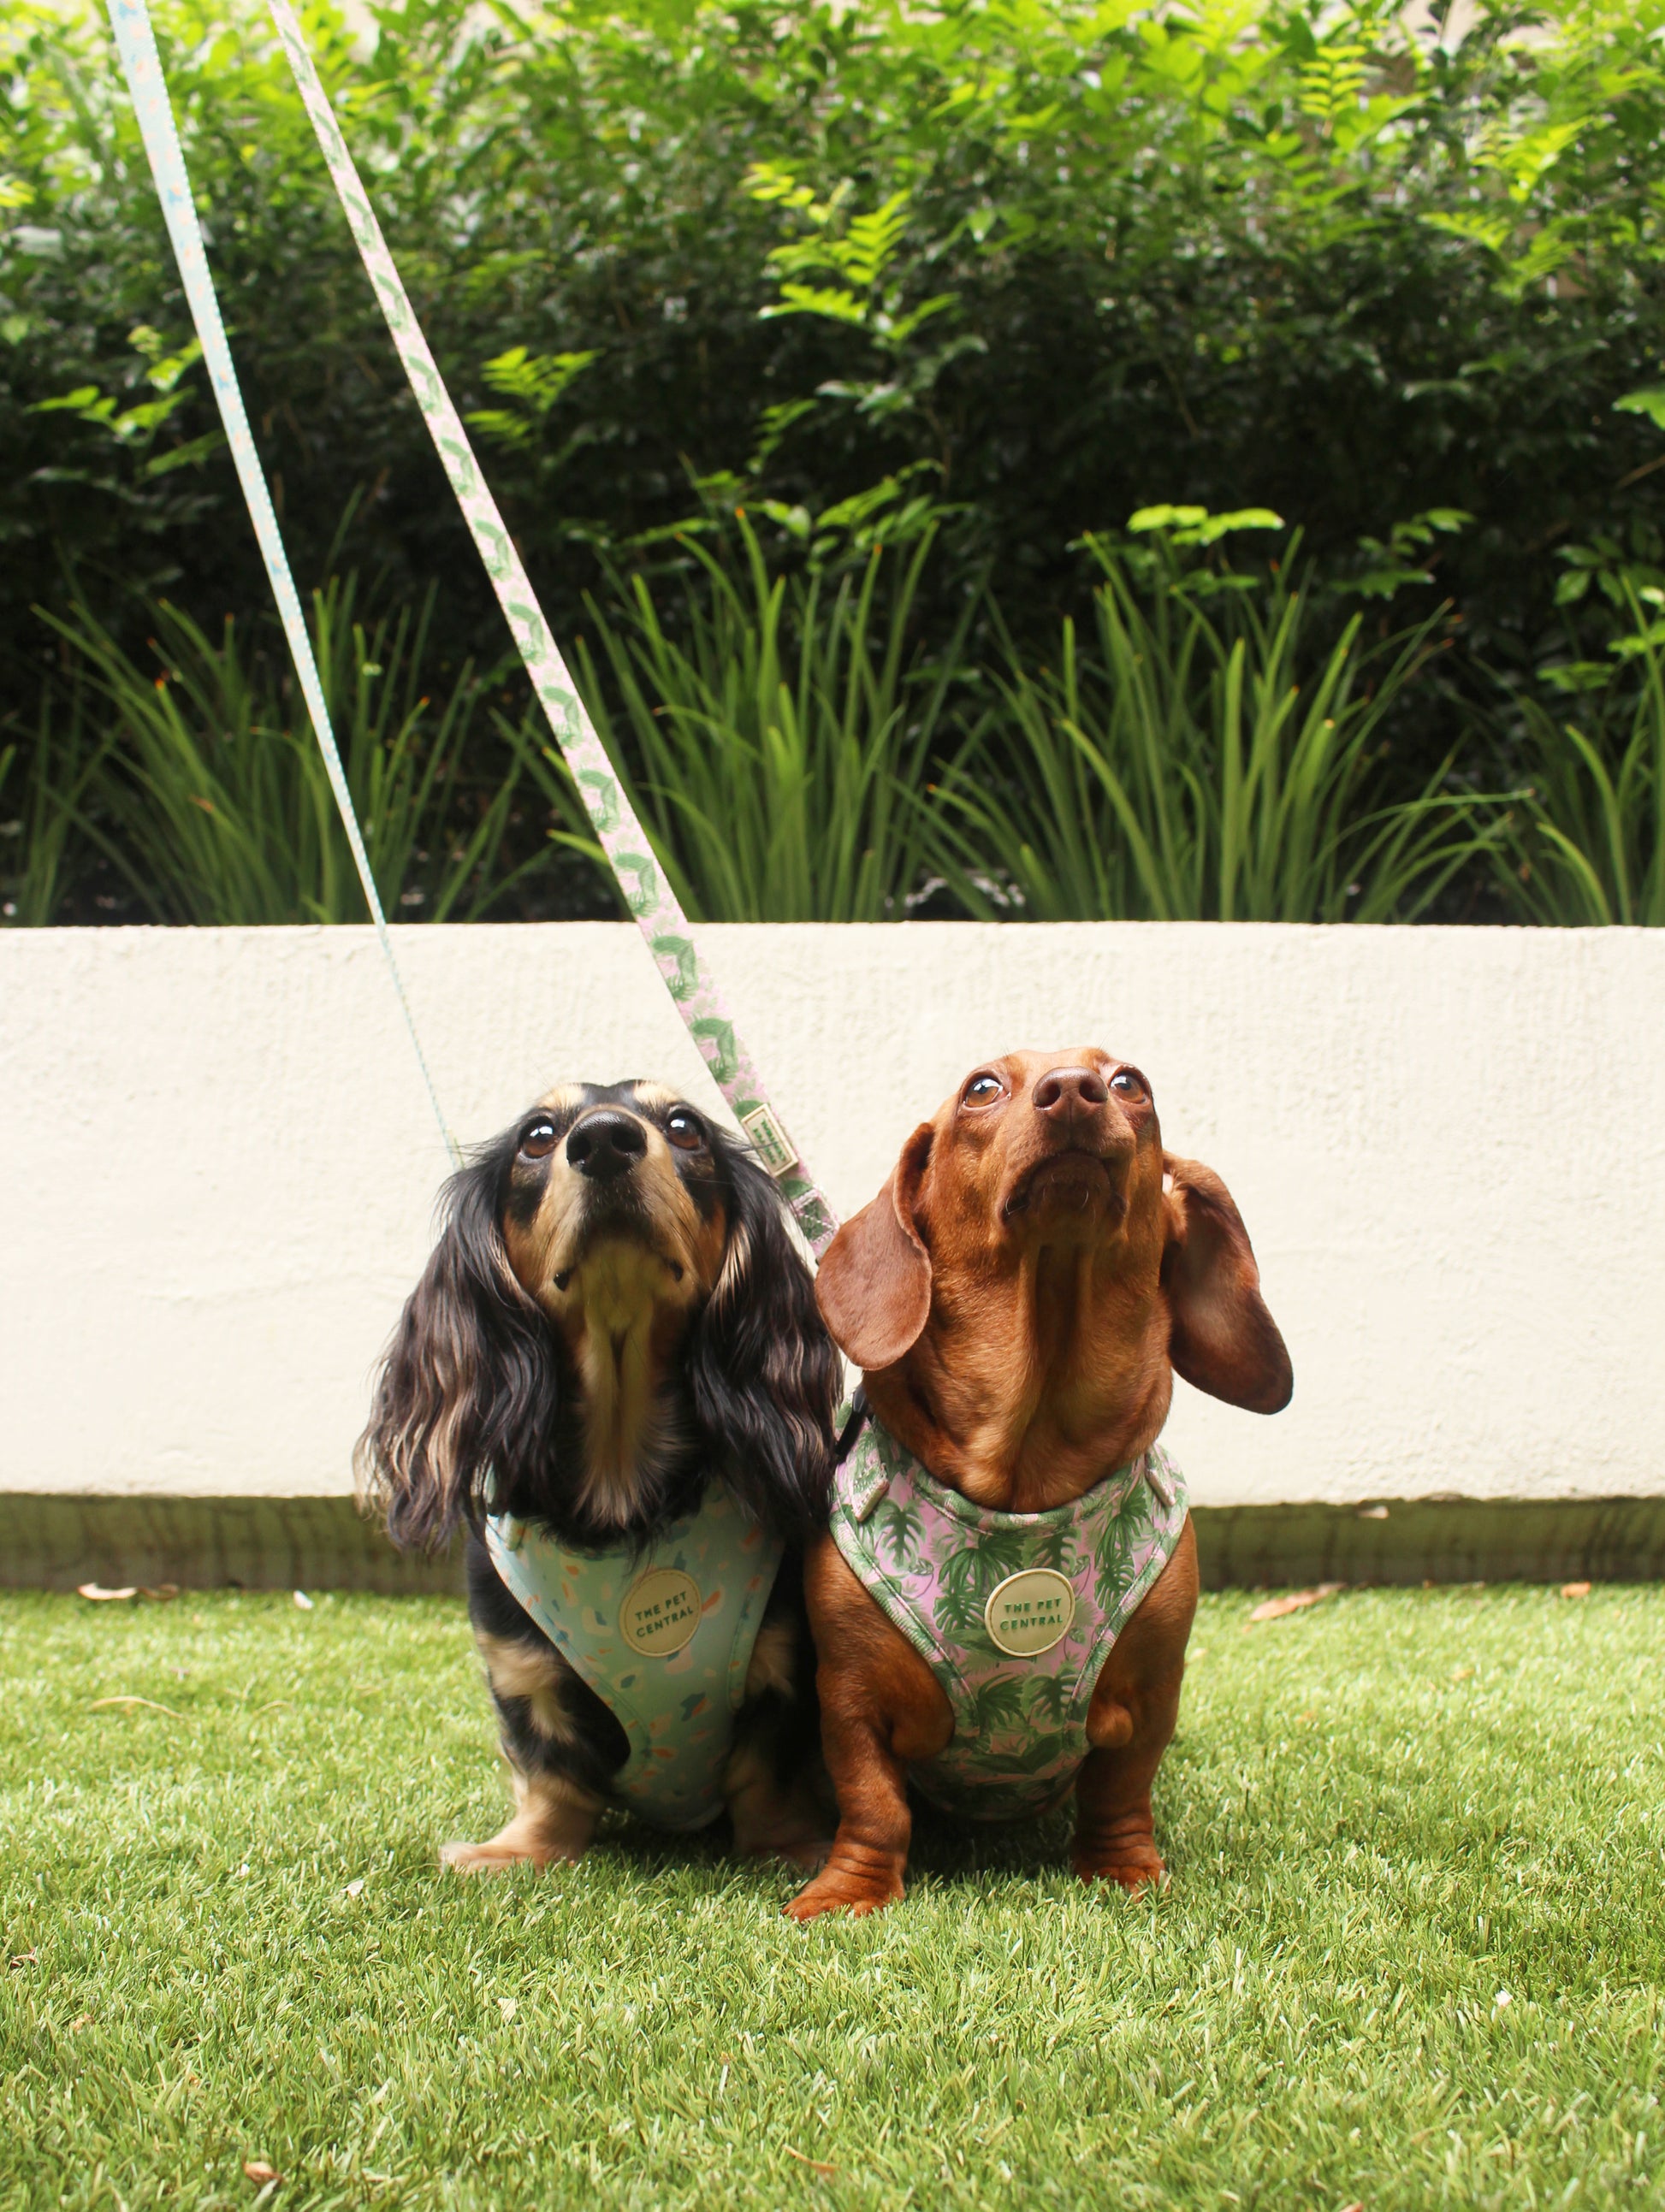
[477,1629,582,1746]
[501,1092,731,1526]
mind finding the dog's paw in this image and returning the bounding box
[1071,1847,1166,1893]
[440,1836,568,1876]
[783,1866,903,1921]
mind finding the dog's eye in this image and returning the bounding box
[1111,1069,1147,1103]
[519,1120,558,1158]
[666,1111,704,1150]
[963,1073,1004,1104]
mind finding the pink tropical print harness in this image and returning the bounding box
[829,1406,1189,1821]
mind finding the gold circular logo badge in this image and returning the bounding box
[619,1568,702,1657]
[984,1568,1075,1658]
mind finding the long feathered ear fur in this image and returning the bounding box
[687,1132,841,1546]
[354,1140,569,1553]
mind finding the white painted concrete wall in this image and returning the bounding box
[3,923,1661,1507]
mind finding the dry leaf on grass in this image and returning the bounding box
[1248,1583,1343,1624]
[785,2146,838,2179]
[497,1995,517,2020]
[242,2161,281,2184]
[9,1949,39,1969]
[1561,1582,1591,1600]
[77,1583,138,1602]
[1247,1584,1344,1624]
[344,1879,365,1900]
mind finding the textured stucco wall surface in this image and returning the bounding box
[3,922,1661,1506]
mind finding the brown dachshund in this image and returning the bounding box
[787,1048,1291,1919]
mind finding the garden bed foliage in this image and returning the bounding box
[3,0,1664,923]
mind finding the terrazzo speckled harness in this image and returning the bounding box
[831,1402,1189,1820]
[485,1486,783,1831]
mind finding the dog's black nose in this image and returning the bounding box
[1033,1066,1110,1115]
[566,1109,648,1180]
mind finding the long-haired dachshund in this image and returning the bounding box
[786,1049,1291,1920]
[357,1080,840,1872]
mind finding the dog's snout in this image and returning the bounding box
[1032,1066,1110,1115]
[566,1109,649,1180]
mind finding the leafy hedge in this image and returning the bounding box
[3,0,1665,921]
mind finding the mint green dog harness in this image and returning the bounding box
[829,1411,1188,1821]
[484,1485,783,1832]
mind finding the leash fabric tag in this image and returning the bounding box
[259,0,839,1253]
[738,1103,799,1179]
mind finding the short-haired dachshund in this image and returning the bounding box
[357,1080,840,1872]
[786,1049,1291,1919]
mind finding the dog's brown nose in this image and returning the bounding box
[566,1109,648,1180]
[1033,1066,1110,1116]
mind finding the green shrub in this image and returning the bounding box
[6,0,1665,923]
[6,0,1665,752]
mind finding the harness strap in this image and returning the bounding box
[261,0,839,1254]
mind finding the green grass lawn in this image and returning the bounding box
[3,1584,1662,2210]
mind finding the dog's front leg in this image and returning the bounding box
[441,1761,601,1875]
[1071,1518,1198,1890]
[786,1539,951,1921]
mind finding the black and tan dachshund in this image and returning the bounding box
[357,1080,840,1872]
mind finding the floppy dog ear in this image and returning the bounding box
[354,1145,565,1552]
[1161,1152,1293,1415]
[687,1135,841,1543]
[814,1121,934,1372]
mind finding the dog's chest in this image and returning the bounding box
[831,1413,1188,1820]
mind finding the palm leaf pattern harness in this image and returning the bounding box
[829,1403,1189,1820]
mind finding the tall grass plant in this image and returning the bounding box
[522,518,971,922]
[40,576,544,926]
[928,536,1493,924]
[0,682,108,925]
[1495,611,1665,926]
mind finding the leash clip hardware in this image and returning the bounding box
[739,1103,799,1179]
